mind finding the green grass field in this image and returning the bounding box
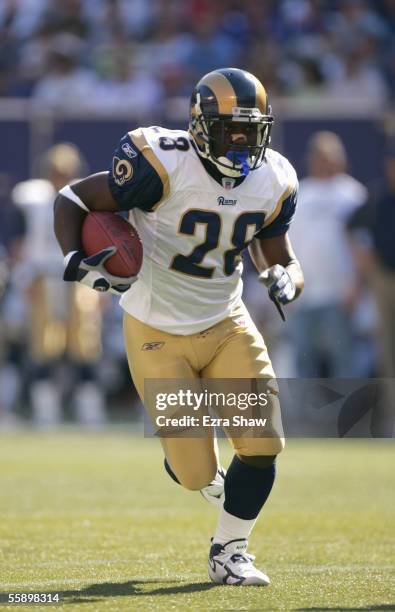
[0,431,393,611]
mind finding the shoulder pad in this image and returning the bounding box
[130,127,192,176]
[265,149,298,194]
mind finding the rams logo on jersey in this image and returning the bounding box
[217,196,237,206]
[113,157,133,186]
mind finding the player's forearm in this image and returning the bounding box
[54,193,87,255]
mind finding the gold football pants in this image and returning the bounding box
[123,304,284,490]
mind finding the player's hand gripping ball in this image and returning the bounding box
[64,212,142,294]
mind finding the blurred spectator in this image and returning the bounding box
[185,10,244,83]
[347,142,395,378]
[0,174,26,257]
[81,0,159,42]
[10,143,106,427]
[289,131,367,377]
[39,0,89,39]
[137,15,195,88]
[326,0,390,49]
[326,43,389,108]
[31,33,98,111]
[0,173,26,426]
[94,52,164,117]
[0,0,47,39]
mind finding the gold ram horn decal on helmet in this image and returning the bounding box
[251,75,268,113]
[201,72,237,115]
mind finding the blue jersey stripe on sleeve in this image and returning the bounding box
[255,186,298,239]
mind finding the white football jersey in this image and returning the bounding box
[108,126,298,334]
[12,179,64,273]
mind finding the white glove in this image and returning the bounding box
[63,248,137,295]
[259,264,296,304]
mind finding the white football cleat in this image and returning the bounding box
[208,538,270,586]
[200,467,226,508]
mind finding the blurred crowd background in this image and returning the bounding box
[0,0,394,428]
[1,0,395,111]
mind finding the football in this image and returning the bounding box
[81,211,143,277]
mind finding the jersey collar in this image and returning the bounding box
[189,139,247,190]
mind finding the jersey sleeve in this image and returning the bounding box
[255,184,298,240]
[108,130,170,211]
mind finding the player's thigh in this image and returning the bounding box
[123,313,218,488]
[123,313,196,401]
[202,307,274,379]
[202,307,284,456]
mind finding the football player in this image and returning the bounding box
[13,144,106,427]
[54,68,304,586]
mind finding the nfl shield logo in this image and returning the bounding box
[222,177,235,190]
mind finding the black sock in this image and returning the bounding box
[224,456,276,520]
[164,458,180,484]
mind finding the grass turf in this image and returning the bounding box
[0,431,393,611]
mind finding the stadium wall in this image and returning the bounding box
[0,100,387,186]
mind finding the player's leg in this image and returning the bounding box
[202,304,283,585]
[123,312,218,490]
[164,435,226,506]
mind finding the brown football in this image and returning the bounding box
[81,211,143,277]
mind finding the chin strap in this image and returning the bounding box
[225,149,250,176]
